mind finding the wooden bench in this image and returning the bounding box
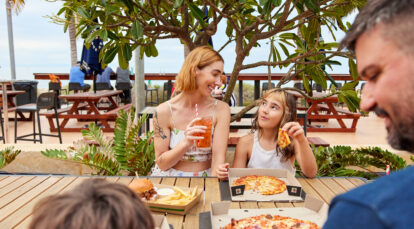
[102,103,133,118]
[306,104,361,132]
[40,103,88,131]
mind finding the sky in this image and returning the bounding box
[0,0,357,89]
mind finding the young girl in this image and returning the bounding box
[216,89,317,179]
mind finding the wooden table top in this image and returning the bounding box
[58,90,122,100]
[0,90,25,96]
[0,175,366,229]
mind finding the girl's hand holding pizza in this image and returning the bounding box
[281,122,306,141]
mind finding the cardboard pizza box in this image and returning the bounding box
[228,168,305,202]
[152,214,170,229]
[210,195,328,229]
[145,184,202,215]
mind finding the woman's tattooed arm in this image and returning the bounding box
[154,111,167,139]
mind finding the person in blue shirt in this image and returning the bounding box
[324,1,414,228]
[96,66,114,90]
[69,61,90,91]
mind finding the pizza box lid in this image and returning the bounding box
[144,184,202,215]
[228,168,305,202]
[152,214,170,229]
[209,195,328,229]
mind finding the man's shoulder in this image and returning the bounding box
[327,166,414,228]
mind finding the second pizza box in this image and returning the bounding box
[210,195,328,229]
[228,168,305,202]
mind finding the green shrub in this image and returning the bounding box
[42,108,154,176]
[296,145,408,179]
[0,147,21,169]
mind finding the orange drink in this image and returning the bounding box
[194,116,213,148]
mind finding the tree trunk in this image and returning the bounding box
[6,0,16,80]
[69,18,78,66]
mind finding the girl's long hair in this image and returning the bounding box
[251,89,297,161]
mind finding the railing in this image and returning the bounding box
[34,73,359,105]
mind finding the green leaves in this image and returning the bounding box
[76,7,90,20]
[299,145,408,179]
[103,46,119,64]
[348,58,359,80]
[187,0,207,27]
[174,0,184,8]
[41,108,154,176]
[131,20,143,40]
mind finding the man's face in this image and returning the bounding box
[356,24,414,152]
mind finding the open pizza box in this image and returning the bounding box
[152,214,170,229]
[145,184,202,215]
[210,195,328,229]
[228,168,305,202]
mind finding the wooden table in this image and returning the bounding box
[0,80,11,143]
[0,175,366,229]
[289,91,361,132]
[0,90,30,121]
[55,90,123,132]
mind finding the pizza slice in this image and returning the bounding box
[278,128,291,149]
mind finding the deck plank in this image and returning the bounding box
[0,176,62,226]
[0,176,34,197]
[0,176,47,208]
[204,178,221,212]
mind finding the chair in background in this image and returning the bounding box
[261,82,275,95]
[49,82,67,108]
[312,83,323,92]
[68,82,84,93]
[294,82,305,91]
[14,92,62,144]
[145,84,159,106]
[95,82,113,91]
[0,108,4,144]
[162,81,173,101]
[329,82,343,90]
[115,82,132,104]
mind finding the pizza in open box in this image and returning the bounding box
[222,214,321,229]
[232,175,286,195]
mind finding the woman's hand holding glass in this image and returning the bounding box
[183,117,207,147]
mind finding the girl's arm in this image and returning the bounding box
[153,104,206,171]
[210,101,230,176]
[283,122,318,178]
[232,134,254,168]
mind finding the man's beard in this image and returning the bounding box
[376,107,414,152]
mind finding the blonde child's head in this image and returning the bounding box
[252,89,297,160]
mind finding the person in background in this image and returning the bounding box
[69,61,90,91]
[96,66,114,89]
[116,66,132,103]
[212,74,236,106]
[216,89,317,180]
[29,179,154,229]
[323,0,414,228]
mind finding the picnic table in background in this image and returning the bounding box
[289,91,361,132]
[0,175,367,229]
[42,90,130,132]
[0,90,31,121]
